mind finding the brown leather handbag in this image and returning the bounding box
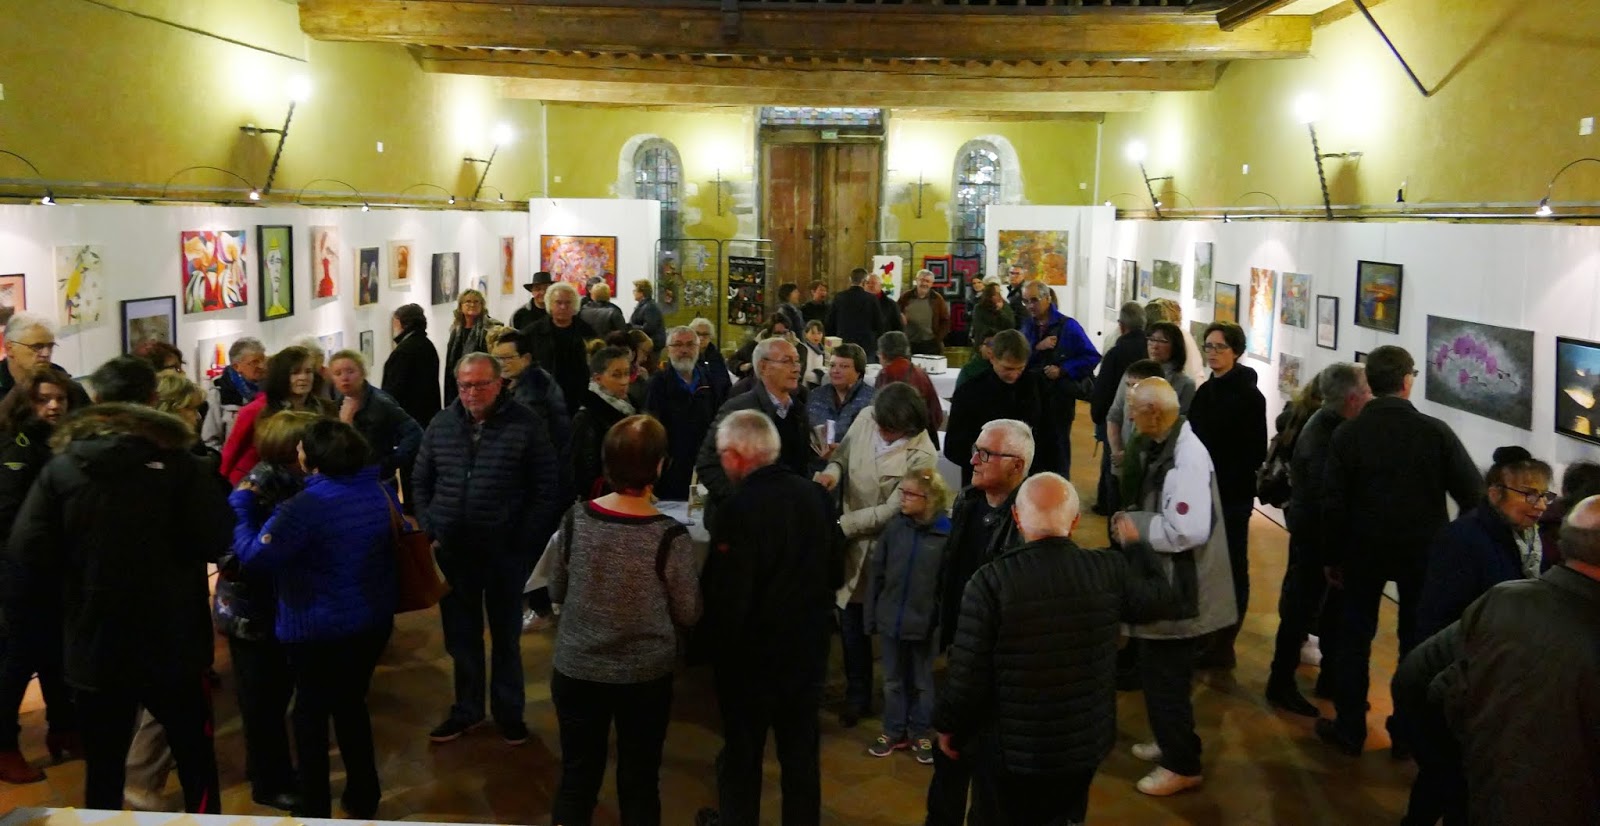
[385,491,448,613]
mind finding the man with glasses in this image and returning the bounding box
[1019,280,1100,477]
[1317,345,1483,758]
[644,326,719,499]
[413,353,560,747]
[694,337,813,533]
[0,313,89,408]
[1090,302,1149,515]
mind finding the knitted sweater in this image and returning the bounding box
[546,503,702,684]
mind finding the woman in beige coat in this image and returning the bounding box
[815,383,938,726]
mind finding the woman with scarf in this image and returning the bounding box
[570,346,637,502]
[443,290,500,401]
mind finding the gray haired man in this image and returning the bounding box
[200,337,267,451]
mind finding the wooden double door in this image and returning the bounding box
[763,141,882,294]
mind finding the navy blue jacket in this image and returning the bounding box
[510,366,572,498]
[644,367,719,500]
[1021,305,1101,412]
[1090,328,1147,426]
[1416,506,1531,640]
[865,513,952,641]
[234,467,397,643]
[413,395,560,552]
[348,382,423,482]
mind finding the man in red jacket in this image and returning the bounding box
[875,331,944,450]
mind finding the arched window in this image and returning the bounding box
[953,141,1002,257]
[634,139,683,241]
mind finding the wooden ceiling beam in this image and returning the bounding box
[1215,0,1299,31]
[495,77,1153,111]
[300,0,1312,61]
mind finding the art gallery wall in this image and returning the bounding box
[0,203,530,385]
[528,198,663,325]
[984,205,1117,325]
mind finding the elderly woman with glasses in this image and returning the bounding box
[688,317,732,406]
[444,290,500,401]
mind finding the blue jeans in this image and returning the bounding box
[437,545,528,724]
[880,636,936,740]
[838,604,874,715]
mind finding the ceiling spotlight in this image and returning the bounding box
[498,193,506,203]
[448,195,456,205]
[1222,213,1232,224]
[1536,197,1553,217]
[40,192,55,206]
[1125,140,1148,164]
[248,189,261,201]
[491,123,514,147]
[1293,92,1322,126]
[361,202,371,213]
[285,75,313,105]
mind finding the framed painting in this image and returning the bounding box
[1152,259,1182,293]
[358,247,380,306]
[195,333,239,384]
[727,256,768,326]
[540,235,617,296]
[317,332,345,365]
[1190,320,1210,355]
[431,252,460,306]
[359,330,375,365]
[1355,351,1369,364]
[257,226,294,321]
[389,241,413,288]
[310,226,340,299]
[1280,272,1310,328]
[1355,260,1403,334]
[1193,241,1214,303]
[1246,267,1277,362]
[121,296,177,354]
[0,274,25,313]
[1121,260,1138,304]
[1104,257,1119,310]
[1278,352,1305,396]
[180,230,248,314]
[1555,336,1600,445]
[997,230,1068,286]
[1425,315,1534,430]
[56,245,105,329]
[951,256,982,301]
[1138,268,1152,300]
[872,256,903,295]
[1213,282,1240,325]
[923,255,953,293]
[1316,295,1340,350]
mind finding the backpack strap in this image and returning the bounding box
[655,522,689,582]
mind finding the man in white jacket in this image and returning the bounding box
[1111,377,1238,797]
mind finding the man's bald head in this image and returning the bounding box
[1129,376,1181,439]
[1560,495,1600,566]
[1014,472,1081,542]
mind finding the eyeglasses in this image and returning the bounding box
[458,380,497,392]
[1148,337,1172,345]
[1022,297,1042,305]
[12,341,55,354]
[762,357,800,367]
[1201,343,1230,353]
[972,447,1023,464]
[1495,484,1556,507]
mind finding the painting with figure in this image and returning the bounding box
[257,226,294,321]
[120,296,175,354]
[1139,268,1152,300]
[1278,352,1305,396]
[56,245,104,329]
[1556,337,1600,445]
[389,241,413,287]
[1246,267,1277,361]
[1104,258,1119,310]
[1193,242,1214,303]
[1425,315,1534,430]
[871,256,903,295]
[1214,282,1240,325]
[1121,260,1138,304]
[358,247,380,307]
[500,236,516,295]
[311,226,339,299]
[541,235,617,296]
[180,230,249,314]
[1152,259,1182,293]
[359,330,375,366]
[431,252,460,306]
[1280,272,1310,328]
[997,230,1069,287]
[195,333,240,383]
[1355,260,1403,334]
[0,273,27,349]
[1316,295,1339,350]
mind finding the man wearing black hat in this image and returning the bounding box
[511,271,554,330]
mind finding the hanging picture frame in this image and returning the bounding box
[1315,295,1340,350]
[1354,260,1403,334]
[257,225,294,321]
[1213,282,1240,325]
[121,296,178,354]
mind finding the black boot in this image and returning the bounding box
[1265,676,1319,717]
[1194,626,1239,670]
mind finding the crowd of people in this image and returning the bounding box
[0,262,1592,826]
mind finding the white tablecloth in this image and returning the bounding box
[524,501,710,592]
[863,363,958,419]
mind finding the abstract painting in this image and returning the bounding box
[1152,259,1182,293]
[683,280,714,308]
[1214,282,1240,325]
[1279,352,1305,396]
[1316,295,1340,350]
[500,236,516,296]
[121,296,176,354]
[311,226,339,299]
[1280,272,1310,328]
[923,255,953,295]
[358,247,380,306]
[1193,242,1214,303]
[389,241,413,288]
[359,330,376,365]
[1139,268,1152,300]
[195,333,239,383]
[56,245,104,329]
[1555,336,1600,445]
[1247,267,1277,362]
[1190,320,1210,355]
[1104,258,1119,310]
[952,256,982,300]
[431,252,460,306]
[872,256,903,295]
[1424,315,1534,430]
[1121,260,1138,304]
[1355,260,1403,334]
[541,235,617,296]
[257,226,294,321]
[997,230,1069,287]
[180,230,248,314]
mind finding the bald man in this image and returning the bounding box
[934,473,1180,825]
[1111,377,1237,797]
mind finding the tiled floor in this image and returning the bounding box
[0,409,1416,824]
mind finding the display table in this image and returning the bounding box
[524,501,710,592]
[862,364,958,418]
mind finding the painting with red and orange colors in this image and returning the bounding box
[540,235,617,296]
[500,236,516,295]
[997,230,1069,287]
[180,230,248,314]
[1355,260,1403,334]
[310,226,339,299]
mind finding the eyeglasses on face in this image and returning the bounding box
[1495,483,1556,507]
[1148,337,1172,345]
[1022,297,1042,305]
[12,341,55,354]
[762,357,800,367]
[458,380,497,392]
[1201,343,1231,353]
[972,447,1022,464]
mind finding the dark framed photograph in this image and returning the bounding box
[1316,295,1340,350]
[1354,260,1403,334]
[121,296,178,354]
[1555,336,1600,445]
[1355,351,1368,364]
[257,225,294,321]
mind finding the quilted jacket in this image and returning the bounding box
[413,394,560,553]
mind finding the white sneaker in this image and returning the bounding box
[1136,766,1203,796]
[522,610,553,632]
[1131,742,1163,762]
[1300,634,1323,667]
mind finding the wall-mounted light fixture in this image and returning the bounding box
[399,182,457,206]
[240,75,311,196]
[1535,157,1600,217]
[294,178,370,212]
[464,123,513,202]
[478,185,507,204]
[1294,93,1363,220]
[0,149,56,205]
[1125,141,1172,218]
[1101,192,1141,209]
[161,165,261,202]
[1221,190,1284,223]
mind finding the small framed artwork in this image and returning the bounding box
[1355,260,1403,334]
[121,296,178,354]
[359,330,376,365]
[1556,336,1600,445]
[258,225,294,321]
[0,274,28,313]
[311,226,340,299]
[358,247,380,306]
[1316,295,1340,350]
[1355,351,1369,364]
[389,241,413,288]
[1213,282,1240,325]
[431,252,461,305]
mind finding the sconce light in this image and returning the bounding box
[1533,157,1600,218]
[1220,190,1284,224]
[399,182,457,206]
[479,185,507,204]
[239,75,311,196]
[294,177,370,212]
[1294,93,1363,220]
[0,149,56,205]
[161,165,261,203]
[1101,192,1140,209]
[1125,140,1172,218]
[464,123,513,202]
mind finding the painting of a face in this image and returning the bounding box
[257,226,294,320]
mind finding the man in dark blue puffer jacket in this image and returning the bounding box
[413,352,559,746]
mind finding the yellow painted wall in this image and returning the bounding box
[0,0,544,200]
[1098,0,1600,210]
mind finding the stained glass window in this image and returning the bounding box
[954,141,1002,257]
[634,139,682,241]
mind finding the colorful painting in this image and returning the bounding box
[180,230,248,314]
[431,252,460,306]
[0,275,24,313]
[120,296,176,354]
[1121,260,1138,304]
[1355,260,1403,334]
[1214,282,1240,325]
[1280,272,1310,328]
[1555,336,1600,444]
[1316,295,1340,350]
[389,241,413,288]
[257,226,294,321]
[997,230,1069,287]
[872,255,904,295]
[310,226,339,299]
[1152,259,1182,293]
[1278,352,1305,396]
[1246,267,1277,362]
[195,333,239,383]
[728,256,768,326]
[540,235,617,296]
[1193,242,1214,304]
[1104,258,1119,310]
[923,255,953,295]
[952,256,982,300]
[357,247,379,307]
[499,236,516,296]
[683,280,714,308]
[1425,315,1534,430]
[1139,268,1152,300]
[55,245,104,329]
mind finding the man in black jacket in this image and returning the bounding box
[414,354,560,747]
[696,410,842,826]
[1090,301,1148,515]
[524,281,598,407]
[944,330,1060,487]
[509,270,553,330]
[1267,363,1370,716]
[800,281,830,325]
[936,472,1180,825]
[693,337,811,533]
[1317,345,1482,756]
[825,268,884,360]
[866,271,904,335]
[7,356,229,812]
[645,326,719,499]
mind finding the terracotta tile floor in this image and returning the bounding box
[0,410,1415,824]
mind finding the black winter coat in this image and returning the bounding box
[1415,506,1530,640]
[825,286,884,357]
[511,300,548,332]
[933,537,1182,771]
[0,362,91,410]
[525,316,598,412]
[876,291,904,334]
[643,368,719,500]
[0,419,57,635]
[697,347,733,409]
[348,383,424,481]
[570,390,632,502]
[1090,329,1147,426]
[444,318,499,401]
[413,395,559,552]
[693,388,812,534]
[1187,363,1268,505]
[1323,396,1483,578]
[1285,406,1345,550]
[943,369,1061,480]
[6,404,231,691]
[630,299,666,352]
[381,328,442,427]
[937,485,1024,651]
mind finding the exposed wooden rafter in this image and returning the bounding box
[495,77,1152,112]
[1215,0,1299,30]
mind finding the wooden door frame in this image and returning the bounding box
[758,127,887,293]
